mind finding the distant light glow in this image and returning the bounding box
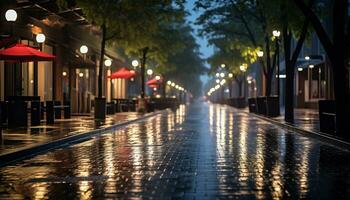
[80,45,88,54]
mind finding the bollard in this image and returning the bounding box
[46,101,54,124]
[31,101,41,126]
[63,101,71,119]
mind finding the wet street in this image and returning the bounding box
[0,103,350,199]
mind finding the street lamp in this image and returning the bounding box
[240,64,247,72]
[273,30,281,97]
[221,64,226,68]
[167,80,172,85]
[80,45,88,54]
[104,59,112,67]
[216,79,220,83]
[132,60,139,68]
[147,69,153,76]
[36,33,46,44]
[155,75,161,80]
[305,56,310,60]
[220,72,225,78]
[215,73,220,77]
[257,50,264,58]
[228,73,233,78]
[272,30,281,37]
[5,9,17,22]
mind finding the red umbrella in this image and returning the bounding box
[148,83,159,88]
[108,67,136,79]
[0,43,55,62]
[146,78,162,85]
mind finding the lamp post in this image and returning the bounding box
[104,59,112,101]
[5,9,17,35]
[239,64,248,101]
[273,30,281,97]
[33,33,46,97]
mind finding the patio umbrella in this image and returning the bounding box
[108,67,136,79]
[146,78,162,86]
[0,43,55,62]
[148,83,159,88]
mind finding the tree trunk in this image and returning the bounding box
[162,75,166,98]
[237,79,243,97]
[98,24,106,98]
[265,35,272,97]
[140,47,149,98]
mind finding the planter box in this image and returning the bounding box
[256,97,267,115]
[248,98,257,113]
[266,96,280,117]
[319,100,336,135]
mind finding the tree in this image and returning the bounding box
[59,0,186,115]
[293,0,350,135]
[195,0,278,97]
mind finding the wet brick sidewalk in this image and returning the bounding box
[0,103,349,199]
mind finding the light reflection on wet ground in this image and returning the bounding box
[0,103,350,199]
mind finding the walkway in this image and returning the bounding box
[0,112,141,156]
[0,103,349,199]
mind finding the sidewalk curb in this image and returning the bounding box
[225,106,350,150]
[0,110,167,167]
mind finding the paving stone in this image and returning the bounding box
[0,103,350,199]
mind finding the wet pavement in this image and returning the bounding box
[0,103,350,199]
[0,112,141,156]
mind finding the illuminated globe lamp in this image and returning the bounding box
[5,9,17,22]
[62,71,67,77]
[272,30,281,38]
[36,33,46,44]
[80,45,88,54]
[257,50,264,58]
[220,72,225,78]
[171,82,175,87]
[155,75,161,80]
[228,73,233,78]
[167,80,172,85]
[132,60,139,68]
[104,59,112,67]
[147,69,153,76]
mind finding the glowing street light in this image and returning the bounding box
[272,30,281,37]
[132,60,139,67]
[215,73,220,77]
[257,50,264,57]
[62,71,67,76]
[221,64,226,68]
[220,72,225,78]
[167,80,172,85]
[36,33,46,43]
[228,73,233,78]
[298,67,303,72]
[80,45,88,54]
[155,75,161,80]
[309,64,314,69]
[104,59,112,67]
[147,69,153,75]
[5,9,17,22]
[240,64,247,72]
[305,56,310,60]
[216,79,220,83]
